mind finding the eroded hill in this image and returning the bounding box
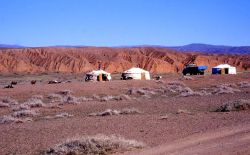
[0,47,249,73]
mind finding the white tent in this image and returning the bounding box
[85,70,112,81]
[121,67,151,80]
[212,64,236,74]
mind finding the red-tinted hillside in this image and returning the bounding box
[0,47,249,73]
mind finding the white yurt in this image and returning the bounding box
[121,67,151,80]
[85,70,112,82]
[212,64,236,74]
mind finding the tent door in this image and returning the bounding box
[221,68,225,74]
[141,73,146,80]
[225,68,229,74]
[97,74,103,81]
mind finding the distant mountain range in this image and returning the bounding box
[167,43,250,54]
[0,43,250,54]
[0,44,25,48]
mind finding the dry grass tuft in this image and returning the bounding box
[176,109,192,114]
[0,115,17,124]
[12,109,38,118]
[23,98,45,108]
[0,115,33,124]
[61,95,80,105]
[43,134,145,155]
[31,95,44,100]
[180,76,194,80]
[215,99,250,112]
[47,93,63,102]
[58,90,73,96]
[89,108,142,117]
[0,102,10,108]
[45,112,73,119]
[55,112,73,118]
[212,84,241,95]
[237,81,250,88]
[0,97,18,107]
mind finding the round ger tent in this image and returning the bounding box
[212,64,236,74]
[121,67,151,80]
[85,70,112,81]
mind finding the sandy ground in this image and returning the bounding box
[0,73,250,155]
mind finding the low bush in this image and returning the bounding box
[89,108,142,117]
[43,134,145,155]
[215,99,250,112]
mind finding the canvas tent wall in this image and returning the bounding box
[212,64,236,75]
[85,70,111,81]
[121,67,150,80]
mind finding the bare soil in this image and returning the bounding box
[0,73,250,155]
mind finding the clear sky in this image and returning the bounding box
[0,0,250,47]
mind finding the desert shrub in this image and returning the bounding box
[212,84,240,95]
[0,115,17,124]
[14,117,33,123]
[12,104,31,111]
[77,96,94,102]
[215,99,250,112]
[23,98,45,108]
[119,108,142,115]
[0,115,32,124]
[55,112,73,118]
[168,81,186,87]
[100,96,119,102]
[119,94,132,100]
[47,93,63,102]
[31,95,44,100]
[43,134,145,155]
[92,94,101,100]
[160,114,169,120]
[0,97,18,106]
[127,88,156,97]
[89,108,141,117]
[0,102,10,108]
[237,81,250,88]
[89,109,120,116]
[12,109,38,118]
[176,109,192,114]
[58,90,72,96]
[180,76,194,80]
[45,113,73,119]
[61,95,79,104]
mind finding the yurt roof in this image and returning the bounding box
[87,70,110,76]
[213,64,235,69]
[123,67,149,74]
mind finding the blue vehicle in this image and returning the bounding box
[182,64,208,75]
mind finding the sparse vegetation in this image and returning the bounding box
[45,112,73,119]
[0,115,33,124]
[43,134,145,155]
[0,97,18,107]
[215,99,250,112]
[237,81,250,88]
[89,108,142,117]
[212,84,240,95]
[12,109,38,118]
[0,102,10,108]
[176,109,192,114]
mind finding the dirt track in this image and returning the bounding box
[125,124,250,155]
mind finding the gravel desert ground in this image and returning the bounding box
[0,73,250,155]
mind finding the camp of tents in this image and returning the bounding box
[85,67,151,82]
[84,64,237,82]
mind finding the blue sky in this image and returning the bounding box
[0,0,250,47]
